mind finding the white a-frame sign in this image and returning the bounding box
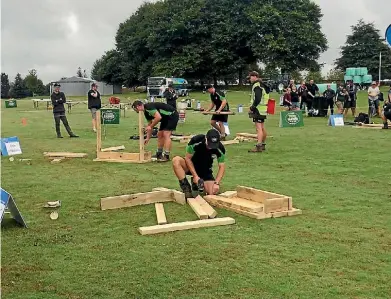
[1,188,27,227]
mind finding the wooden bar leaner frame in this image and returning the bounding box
[93,111,152,163]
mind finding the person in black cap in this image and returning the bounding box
[203,84,229,140]
[132,100,179,162]
[88,83,102,132]
[163,84,178,109]
[51,83,78,138]
[172,129,226,198]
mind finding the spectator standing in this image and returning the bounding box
[291,86,300,110]
[323,84,336,115]
[368,81,380,116]
[345,81,357,118]
[283,88,292,110]
[87,83,102,132]
[163,84,178,110]
[306,79,319,113]
[51,83,79,138]
[335,85,349,114]
[298,81,308,111]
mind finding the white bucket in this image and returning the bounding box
[223,122,230,136]
[196,101,201,109]
[177,101,188,110]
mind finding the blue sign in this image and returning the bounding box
[1,188,27,227]
[328,114,345,127]
[386,25,391,47]
[0,136,22,156]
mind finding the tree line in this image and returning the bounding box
[91,0,328,87]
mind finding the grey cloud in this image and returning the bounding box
[1,0,390,83]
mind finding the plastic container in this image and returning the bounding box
[362,74,372,84]
[177,101,187,110]
[267,99,275,115]
[344,75,353,82]
[345,68,356,76]
[353,76,362,84]
[196,101,201,110]
[178,109,186,123]
[237,104,243,113]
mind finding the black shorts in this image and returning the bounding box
[211,113,228,123]
[186,170,215,181]
[385,111,391,120]
[159,111,179,131]
[344,100,356,109]
[249,113,266,123]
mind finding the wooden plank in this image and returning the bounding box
[271,211,289,218]
[97,151,140,161]
[264,197,290,213]
[101,145,125,152]
[287,208,302,216]
[219,191,237,198]
[236,133,257,139]
[50,158,65,164]
[352,126,382,130]
[138,111,145,161]
[201,111,235,115]
[203,197,264,219]
[236,186,285,203]
[204,195,264,213]
[221,140,240,146]
[152,188,186,205]
[171,135,193,141]
[93,158,150,164]
[187,198,209,219]
[288,197,293,210]
[138,217,235,235]
[44,152,87,158]
[194,195,217,218]
[155,203,167,225]
[100,190,173,210]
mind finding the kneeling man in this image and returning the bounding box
[172,129,226,198]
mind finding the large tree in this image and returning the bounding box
[91,50,124,85]
[24,69,46,96]
[93,0,328,85]
[335,20,391,80]
[10,73,28,98]
[1,73,10,98]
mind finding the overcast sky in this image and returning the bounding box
[1,0,390,83]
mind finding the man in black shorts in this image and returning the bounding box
[381,99,391,129]
[345,81,357,117]
[132,100,179,162]
[323,84,336,115]
[203,84,229,140]
[172,129,226,198]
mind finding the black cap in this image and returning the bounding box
[206,129,221,149]
[91,83,98,88]
[53,83,61,87]
[131,100,143,110]
[205,84,214,90]
[168,84,173,88]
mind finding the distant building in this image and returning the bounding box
[50,76,121,96]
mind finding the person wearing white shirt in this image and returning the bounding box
[368,81,380,116]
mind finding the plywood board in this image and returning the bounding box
[204,195,264,213]
[236,186,285,203]
[155,203,167,225]
[138,217,235,235]
[194,196,217,218]
[100,190,173,210]
[101,145,125,152]
[187,198,209,219]
[44,152,87,158]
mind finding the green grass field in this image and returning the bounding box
[1,90,391,299]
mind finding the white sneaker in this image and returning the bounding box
[93,128,97,132]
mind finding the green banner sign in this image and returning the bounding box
[279,110,304,128]
[101,108,120,124]
[5,100,17,108]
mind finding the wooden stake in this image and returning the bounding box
[194,195,217,218]
[96,111,102,153]
[138,111,145,161]
[138,217,235,235]
[155,203,167,225]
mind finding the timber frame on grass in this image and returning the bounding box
[93,111,152,163]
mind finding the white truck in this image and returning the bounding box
[147,77,189,98]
